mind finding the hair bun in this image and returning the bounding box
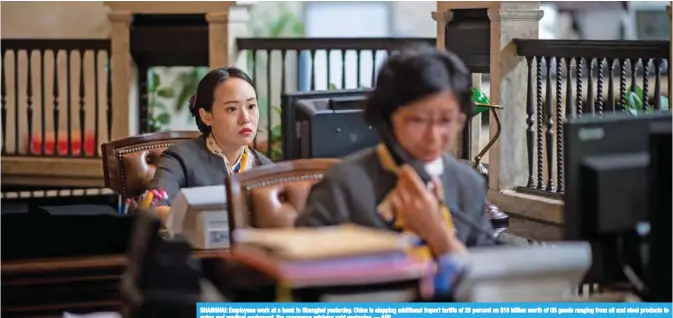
[188,95,197,116]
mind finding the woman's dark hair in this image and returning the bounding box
[189,67,254,134]
[363,46,473,125]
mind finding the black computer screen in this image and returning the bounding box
[280,89,371,160]
[646,121,671,302]
[563,112,671,286]
[564,112,671,240]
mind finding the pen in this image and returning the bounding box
[123,199,130,215]
[140,191,154,209]
[151,189,161,201]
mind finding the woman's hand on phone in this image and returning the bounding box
[388,165,467,255]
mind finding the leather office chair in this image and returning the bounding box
[226,158,340,231]
[101,131,201,199]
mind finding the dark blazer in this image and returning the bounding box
[295,147,494,247]
[149,135,273,205]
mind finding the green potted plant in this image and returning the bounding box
[147,67,209,132]
[147,71,175,132]
[624,85,670,115]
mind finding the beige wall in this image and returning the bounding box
[1,1,110,39]
[392,1,436,37]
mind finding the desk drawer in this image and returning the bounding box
[2,258,125,317]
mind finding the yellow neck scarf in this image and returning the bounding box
[376,143,455,260]
[206,134,251,174]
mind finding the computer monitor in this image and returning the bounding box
[280,89,371,160]
[563,112,671,287]
[645,121,671,302]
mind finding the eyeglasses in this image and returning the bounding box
[401,115,458,133]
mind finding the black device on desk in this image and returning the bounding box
[122,210,202,318]
[1,210,133,260]
[293,95,380,159]
[281,89,373,160]
[645,121,671,302]
[563,112,671,300]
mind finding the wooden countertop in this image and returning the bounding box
[2,249,228,274]
[2,249,230,317]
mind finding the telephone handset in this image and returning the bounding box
[375,121,433,186]
[375,120,504,245]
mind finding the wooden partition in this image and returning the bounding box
[1,2,233,188]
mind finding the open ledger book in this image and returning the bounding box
[229,225,431,289]
[232,224,412,260]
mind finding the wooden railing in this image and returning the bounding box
[1,39,112,188]
[235,37,435,160]
[513,40,670,198]
[1,39,112,158]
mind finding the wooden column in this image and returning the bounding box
[432,9,453,51]
[108,11,133,141]
[432,8,461,158]
[104,2,234,140]
[487,2,543,192]
[206,11,230,68]
[433,2,492,160]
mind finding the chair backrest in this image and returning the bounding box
[226,158,340,231]
[101,131,201,198]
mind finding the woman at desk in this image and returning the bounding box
[296,48,494,257]
[150,67,273,223]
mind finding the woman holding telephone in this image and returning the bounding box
[295,47,494,257]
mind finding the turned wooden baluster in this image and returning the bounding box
[544,56,554,191]
[525,56,535,188]
[53,51,60,156]
[535,56,544,190]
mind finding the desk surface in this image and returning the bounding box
[2,249,228,274]
[1,249,229,317]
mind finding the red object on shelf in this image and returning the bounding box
[28,131,97,156]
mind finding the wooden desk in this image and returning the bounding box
[1,250,225,318]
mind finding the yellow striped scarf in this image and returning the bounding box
[206,134,252,174]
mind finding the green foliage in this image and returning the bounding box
[247,4,305,161]
[268,11,305,37]
[624,85,670,115]
[266,105,284,161]
[147,67,209,132]
[157,87,175,98]
[147,70,171,132]
[174,67,210,121]
[251,3,305,37]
